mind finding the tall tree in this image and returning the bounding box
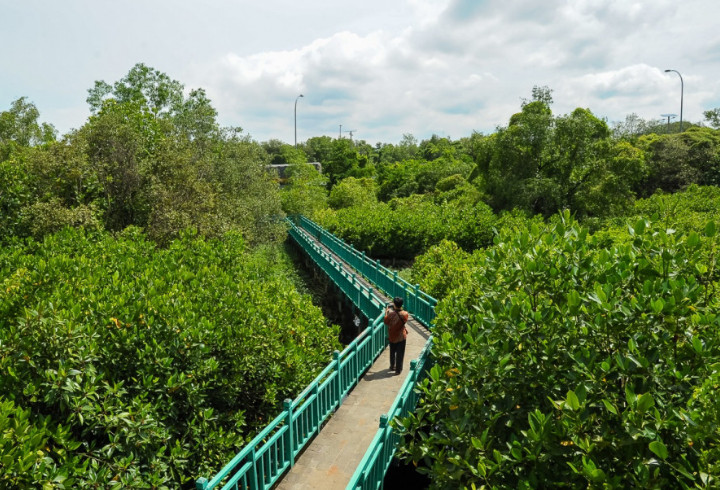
[0,97,56,161]
[87,63,220,143]
[704,108,720,129]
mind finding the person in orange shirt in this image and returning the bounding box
[384,297,409,374]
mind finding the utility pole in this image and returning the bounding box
[660,113,676,134]
[294,94,303,148]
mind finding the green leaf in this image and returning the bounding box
[602,399,618,415]
[588,468,607,482]
[493,449,503,464]
[567,290,581,308]
[637,393,655,413]
[635,219,646,235]
[430,364,441,381]
[566,390,580,411]
[649,440,668,460]
[705,221,717,238]
[687,231,700,248]
[625,384,636,406]
[594,283,607,303]
[628,337,637,353]
[671,463,696,481]
[692,336,704,354]
[651,298,664,314]
[575,384,587,403]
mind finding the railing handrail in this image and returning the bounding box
[297,216,437,327]
[346,337,434,489]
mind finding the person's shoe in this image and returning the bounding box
[389,365,395,371]
[395,370,402,375]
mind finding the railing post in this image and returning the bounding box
[352,340,359,387]
[250,446,258,490]
[375,259,381,286]
[350,274,356,309]
[393,270,399,299]
[284,399,294,468]
[333,350,341,408]
[414,284,420,317]
[195,477,208,490]
[409,359,420,408]
[313,383,321,436]
[361,251,366,277]
[379,414,390,465]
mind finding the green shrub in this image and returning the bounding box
[397,212,720,488]
[0,227,340,486]
[315,195,497,259]
[328,177,377,209]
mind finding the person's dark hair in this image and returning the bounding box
[393,297,404,309]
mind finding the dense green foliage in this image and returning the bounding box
[291,89,719,233]
[315,193,497,259]
[0,228,340,487]
[4,66,720,488]
[280,162,328,216]
[398,210,719,488]
[637,128,720,194]
[0,97,56,162]
[1,64,284,246]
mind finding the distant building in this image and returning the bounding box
[268,162,322,185]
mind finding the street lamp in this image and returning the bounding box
[294,94,304,148]
[664,69,683,132]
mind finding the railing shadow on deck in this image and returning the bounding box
[196,217,436,490]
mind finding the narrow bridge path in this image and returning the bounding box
[277,232,430,489]
[196,218,435,490]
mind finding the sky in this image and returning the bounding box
[2,0,720,145]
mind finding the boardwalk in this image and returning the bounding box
[277,236,431,489]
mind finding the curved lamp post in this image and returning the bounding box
[294,94,304,148]
[664,69,683,132]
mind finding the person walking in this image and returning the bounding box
[385,297,409,374]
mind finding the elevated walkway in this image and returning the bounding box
[196,217,435,490]
[278,314,429,489]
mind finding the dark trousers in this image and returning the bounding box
[389,340,406,372]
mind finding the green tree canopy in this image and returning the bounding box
[0,97,56,161]
[704,108,720,129]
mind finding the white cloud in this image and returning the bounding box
[2,0,720,143]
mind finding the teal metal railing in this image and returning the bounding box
[196,221,389,489]
[196,217,437,490]
[195,314,388,490]
[288,223,386,319]
[295,217,438,490]
[347,338,434,489]
[298,216,436,327]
